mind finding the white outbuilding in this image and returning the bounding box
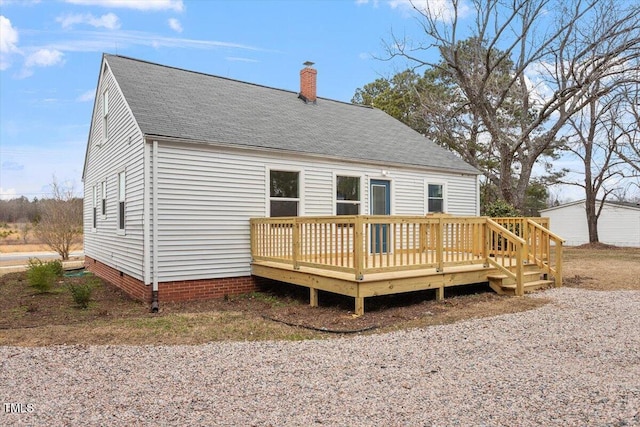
[540,200,640,247]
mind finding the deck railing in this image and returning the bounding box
[250,215,563,293]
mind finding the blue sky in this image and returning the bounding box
[2,0,439,200]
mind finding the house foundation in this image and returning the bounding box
[85,256,262,303]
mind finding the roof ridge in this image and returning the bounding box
[103,53,371,109]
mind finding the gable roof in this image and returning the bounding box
[103,54,479,174]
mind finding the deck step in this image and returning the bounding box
[498,279,554,295]
[487,266,552,295]
[487,271,541,281]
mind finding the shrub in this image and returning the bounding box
[483,199,520,217]
[47,260,64,277]
[26,258,57,293]
[67,280,95,309]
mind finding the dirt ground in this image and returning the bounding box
[1,245,638,346]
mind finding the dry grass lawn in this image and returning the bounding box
[0,222,82,254]
[562,245,640,291]
[1,246,638,347]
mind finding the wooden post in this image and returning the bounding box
[355,296,364,316]
[436,286,444,301]
[354,216,364,280]
[483,219,490,267]
[310,287,318,307]
[292,219,300,270]
[249,220,255,260]
[515,242,524,296]
[436,216,444,272]
[555,241,563,287]
[523,219,530,263]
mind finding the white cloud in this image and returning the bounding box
[76,89,95,102]
[65,0,184,12]
[0,187,17,200]
[36,30,266,53]
[0,0,41,5]
[168,17,182,33]
[24,49,64,68]
[388,0,469,21]
[225,56,258,63]
[57,12,121,30]
[0,15,20,70]
[356,0,379,5]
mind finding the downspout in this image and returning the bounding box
[143,140,151,289]
[151,139,159,312]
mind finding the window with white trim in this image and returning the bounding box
[101,180,106,217]
[102,89,109,142]
[336,175,360,215]
[269,170,299,217]
[118,171,125,231]
[92,185,97,230]
[427,183,445,213]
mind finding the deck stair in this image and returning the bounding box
[487,264,554,296]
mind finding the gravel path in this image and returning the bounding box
[2,287,639,426]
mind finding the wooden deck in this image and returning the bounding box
[250,215,564,315]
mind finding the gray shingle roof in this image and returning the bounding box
[105,54,478,174]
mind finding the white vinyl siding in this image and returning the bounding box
[152,140,479,282]
[83,62,145,281]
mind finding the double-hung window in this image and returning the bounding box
[102,89,109,142]
[427,183,445,213]
[92,185,98,230]
[101,180,106,217]
[118,171,126,231]
[336,176,360,215]
[269,170,299,217]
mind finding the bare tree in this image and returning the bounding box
[33,177,83,260]
[614,83,640,175]
[386,0,640,211]
[559,89,629,243]
[552,2,640,243]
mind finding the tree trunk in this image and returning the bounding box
[585,201,600,243]
[584,173,600,244]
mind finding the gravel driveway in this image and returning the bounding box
[2,287,639,426]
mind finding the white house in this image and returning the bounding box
[540,200,640,247]
[82,54,480,308]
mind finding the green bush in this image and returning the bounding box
[26,259,56,293]
[483,199,520,217]
[67,280,95,309]
[47,260,64,277]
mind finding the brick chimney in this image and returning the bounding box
[299,61,317,103]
